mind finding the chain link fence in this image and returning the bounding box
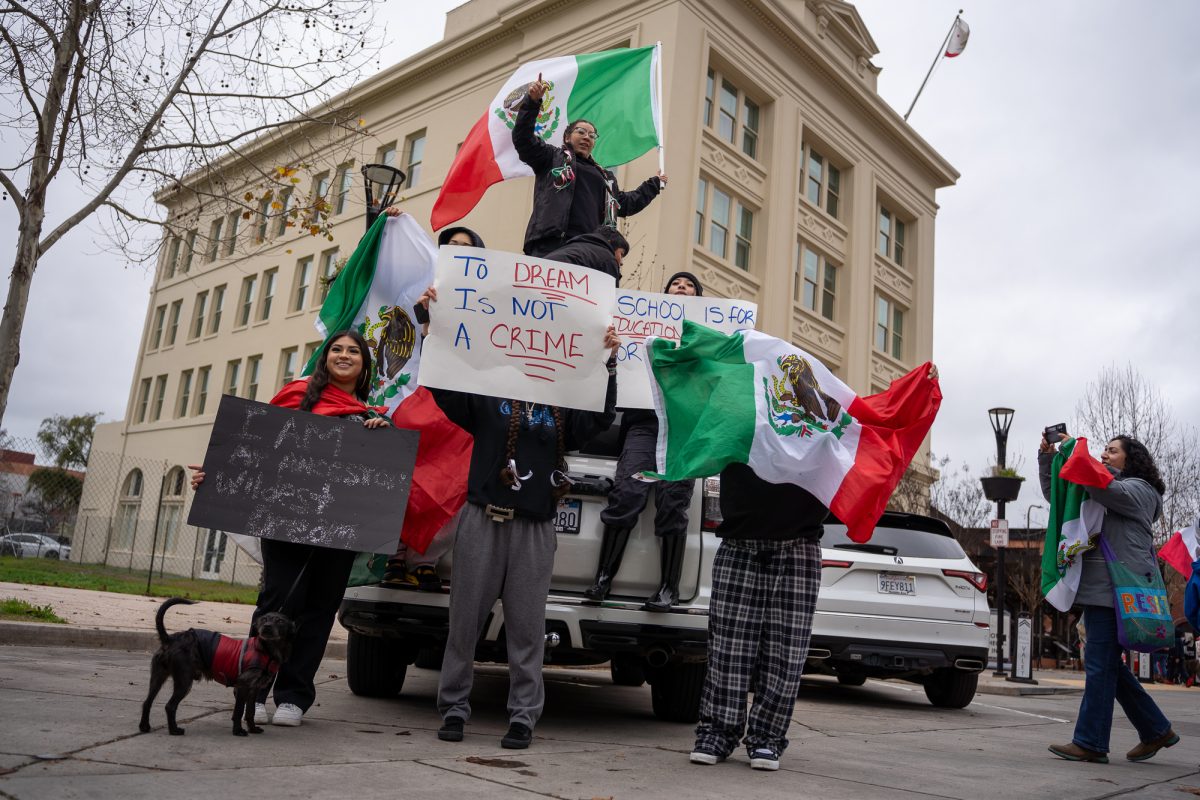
[1,436,260,588]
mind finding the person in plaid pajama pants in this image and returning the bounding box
[691,462,827,771]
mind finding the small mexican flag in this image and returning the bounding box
[430,44,663,230]
[643,322,940,542]
[1041,438,1107,612]
[1158,525,1198,578]
[306,213,472,553]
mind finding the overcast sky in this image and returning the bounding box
[3,1,1197,529]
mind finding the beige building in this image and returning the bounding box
[81,0,957,582]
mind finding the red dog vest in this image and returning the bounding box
[210,634,281,687]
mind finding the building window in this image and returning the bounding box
[258,268,277,322]
[225,212,240,256]
[376,142,396,167]
[149,305,166,350]
[245,355,262,400]
[202,529,228,576]
[304,340,322,366]
[293,257,314,311]
[314,172,330,200]
[165,300,182,346]
[190,291,208,340]
[225,360,241,398]
[151,375,168,421]
[275,190,292,237]
[157,467,186,553]
[257,197,272,242]
[802,144,842,219]
[164,237,181,280]
[183,230,197,273]
[279,347,299,387]
[136,378,152,423]
[702,68,761,160]
[795,243,838,321]
[115,469,144,549]
[206,217,223,262]
[237,275,257,327]
[875,295,905,360]
[404,130,426,189]
[317,248,339,303]
[194,366,210,415]
[878,205,908,267]
[695,177,754,269]
[176,370,193,418]
[335,165,353,215]
[208,284,225,334]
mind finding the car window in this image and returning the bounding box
[824,526,967,560]
[573,410,623,458]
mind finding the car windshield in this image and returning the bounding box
[824,526,967,560]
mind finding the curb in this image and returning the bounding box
[976,682,1081,697]
[0,621,348,660]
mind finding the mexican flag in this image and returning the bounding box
[430,44,663,230]
[1159,525,1198,578]
[643,322,940,542]
[305,213,472,553]
[1041,438,1107,612]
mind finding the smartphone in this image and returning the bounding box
[1044,423,1067,444]
[412,302,429,325]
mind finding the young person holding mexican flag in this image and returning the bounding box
[1038,431,1178,764]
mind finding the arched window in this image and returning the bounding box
[157,466,186,553]
[114,469,143,548]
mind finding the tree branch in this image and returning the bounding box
[0,21,45,132]
[0,169,24,212]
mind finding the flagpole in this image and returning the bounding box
[655,41,666,190]
[903,10,962,122]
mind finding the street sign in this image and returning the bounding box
[1013,614,1033,681]
[990,518,1010,548]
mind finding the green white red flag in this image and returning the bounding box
[1041,438,1107,612]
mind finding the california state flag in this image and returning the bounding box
[431,45,663,230]
[305,213,472,553]
[1159,525,1198,578]
[642,322,940,542]
[1040,438,1106,612]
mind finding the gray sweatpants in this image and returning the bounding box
[437,502,557,729]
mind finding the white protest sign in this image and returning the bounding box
[418,246,616,412]
[613,291,758,408]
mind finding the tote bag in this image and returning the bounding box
[1098,535,1172,652]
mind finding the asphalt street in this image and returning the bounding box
[1,644,1198,799]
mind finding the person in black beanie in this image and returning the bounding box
[585,270,702,610]
[544,226,629,286]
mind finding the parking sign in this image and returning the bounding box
[990,519,1009,548]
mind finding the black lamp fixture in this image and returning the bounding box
[361,163,407,231]
[987,407,1015,469]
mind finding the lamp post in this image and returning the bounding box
[982,407,1020,677]
[1025,502,1045,670]
[361,164,407,231]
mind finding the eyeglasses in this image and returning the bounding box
[572,129,599,141]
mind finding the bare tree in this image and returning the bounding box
[0,0,384,429]
[1072,363,1200,542]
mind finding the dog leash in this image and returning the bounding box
[276,550,314,618]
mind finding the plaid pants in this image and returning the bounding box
[694,538,821,756]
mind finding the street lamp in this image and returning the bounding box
[1025,503,1045,534]
[982,406,1022,677]
[361,163,407,231]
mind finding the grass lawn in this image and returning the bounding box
[0,597,68,623]
[0,556,258,604]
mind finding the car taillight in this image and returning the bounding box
[821,559,852,570]
[701,476,722,531]
[942,569,987,592]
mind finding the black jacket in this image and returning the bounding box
[544,233,622,286]
[716,463,828,541]
[512,94,660,256]
[431,378,617,520]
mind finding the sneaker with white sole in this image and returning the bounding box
[748,747,780,771]
[272,703,304,727]
[253,703,270,725]
[689,750,725,765]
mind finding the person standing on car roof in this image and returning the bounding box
[417,285,620,751]
[690,366,939,773]
[586,271,703,610]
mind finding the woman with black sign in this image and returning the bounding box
[189,330,390,728]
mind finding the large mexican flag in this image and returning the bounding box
[430,44,663,230]
[643,322,941,542]
[1041,438,1106,612]
[305,213,472,553]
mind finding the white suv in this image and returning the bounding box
[339,422,988,719]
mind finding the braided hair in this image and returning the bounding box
[1110,435,1166,496]
[301,330,373,412]
[497,400,570,498]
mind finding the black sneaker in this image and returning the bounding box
[412,565,442,592]
[689,747,726,765]
[437,716,464,742]
[748,747,780,771]
[501,722,532,749]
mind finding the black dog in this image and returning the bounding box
[139,597,295,736]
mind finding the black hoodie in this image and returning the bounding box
[543,232,622,286]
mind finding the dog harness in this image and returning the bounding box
[210,634,280,687]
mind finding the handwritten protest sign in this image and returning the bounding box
[188,396,419,554]
[613,291,758,408]
[418,246,617,412]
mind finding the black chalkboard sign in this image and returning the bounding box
[187,395,419,554]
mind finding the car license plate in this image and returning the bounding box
[877,574,916,595]
[554,498,582,534]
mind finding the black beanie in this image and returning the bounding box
[664,270,703,296]
[437,226,486,248]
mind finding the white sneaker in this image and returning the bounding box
[253,703,270,725]
[272,703,303,727]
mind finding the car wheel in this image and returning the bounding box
[346,632,408,697]
[413,645,444,671]
[649,662,705,723]
[836,670,867,687]
[610,654,646,687]
[46,550,60,560]
[923,668,978,709]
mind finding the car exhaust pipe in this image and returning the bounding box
[954,658,984,672]
[644,645,673,668]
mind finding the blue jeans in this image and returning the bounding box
[1074,605,1172,753]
